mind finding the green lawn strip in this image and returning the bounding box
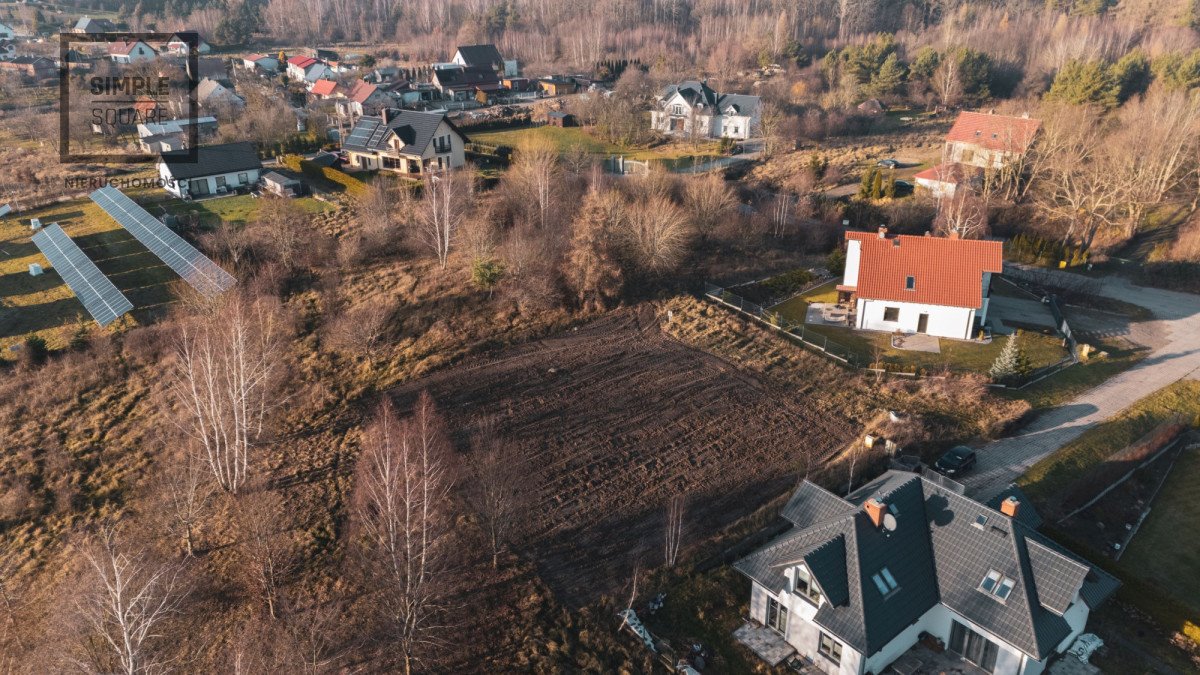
[1003,339,1147,411]
[1120,445,1200,616]
[769,281,1066,374]
[1017,380,1200,504]
[469,125,721,160]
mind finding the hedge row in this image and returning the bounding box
[279,154,369,198]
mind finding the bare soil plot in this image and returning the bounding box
[389,306,858,604]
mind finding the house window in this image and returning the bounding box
[979,570,1015,602]
[905,276,915,290]
[237,172,248,184]
[950,620,999,673]
[672,104,683,115]
[766,596,788,635]
[883,307,900,322]
[961,148,975,163]
[794,566,822,605]
[215,175,227,189]
[818,632,842,665]
[871,567,899,596]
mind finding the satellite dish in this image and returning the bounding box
[882,513,898,532]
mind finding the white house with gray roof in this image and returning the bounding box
[341,109,465,175]
[651,80,760,141]
[734,472,1118,675]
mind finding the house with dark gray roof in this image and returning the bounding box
[451,44,517,76]
[733,471,1118,674]
[157,142,263,199]
[651,80,761,141]
[341,109,465,175]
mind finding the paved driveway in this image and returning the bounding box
[964,273,1200,500]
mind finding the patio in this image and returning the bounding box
[732,622,795,666]
[805,302,854,327]
[885,643,990,675]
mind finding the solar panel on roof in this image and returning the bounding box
[89,186,236,298]
[31,224,133,327]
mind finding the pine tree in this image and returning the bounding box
[989,331,1021,381]
[871,169,884,199]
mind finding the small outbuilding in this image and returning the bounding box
[546,111,576,128]
[261,171,304,197]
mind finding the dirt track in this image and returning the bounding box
[390,305,856,604]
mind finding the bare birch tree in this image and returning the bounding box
[234,490,294,621]
[160,447,214,557]
[352,393,455,675]
[171,294,284,494]
[465,420,527,570]
[934,188,989,239]
[418,169,470,270]
[683,173,737,242]
[509,138,562,231]
[663,492,685,568]
[73,526,188,675]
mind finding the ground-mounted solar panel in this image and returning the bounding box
[0,204,11,218]
[89,186,236,298]
[31,223,133,327]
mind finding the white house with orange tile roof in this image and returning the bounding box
[839,228,1003,340]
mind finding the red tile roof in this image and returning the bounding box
[946,111,1041,154]
[108,40,147,56]
[310,79,340,96]
[845,230,1002,309]
[347,81,379,103]
[287,55,318,68]
[914,162,982,185]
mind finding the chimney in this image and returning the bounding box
[865,498,887,528]
[877,226,888,239]
[380,108,392,124]
[1000,496,1020,518]
[948,230,960,240]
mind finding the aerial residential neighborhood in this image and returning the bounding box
[0,1,1199,673]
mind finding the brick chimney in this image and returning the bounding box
[1000,496,1020,518]
[877,226,888,239]
[865,498,887,528]
[948,230,960,240]
[381,107,393,124]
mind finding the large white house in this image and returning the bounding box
[838,229,1003,340]
[735,473,1119,675]
[650,80,760,141]
[342,109,466,175]
[158,141,263,199]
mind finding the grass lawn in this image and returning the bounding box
[769,281,1068,373]
[1002,338,1147,411]
[1017,380,1200,503]
[1121,444,1200,616]
[160,194,331,227]
[469,125,722,160]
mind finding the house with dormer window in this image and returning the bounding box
[734,472,1118,674]
[650,80,760,140]
[837,228,1003,340]
[341,109,466,175]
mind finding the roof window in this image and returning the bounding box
[871,567,900,596]
[979,569,1015,602]
[905,276,915,290]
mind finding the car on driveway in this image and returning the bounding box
[877,158,899,169]
[933,446,977,477]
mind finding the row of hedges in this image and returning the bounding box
[280,154,369,198]
[257,133,326,160]
[1006,233,1090,268]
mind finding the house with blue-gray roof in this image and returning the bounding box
[341,109,465,175]
[733,471,1118,674]
[651,80,760,141]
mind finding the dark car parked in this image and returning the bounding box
[934,446,977,477]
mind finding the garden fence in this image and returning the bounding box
[703,282,860,366]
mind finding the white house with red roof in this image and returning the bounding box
[109,40,157,64]
[838,228,1003,340]
[287,55,333,83]
[917,111,1040,198]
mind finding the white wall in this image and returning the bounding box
[0,23,14,40]
[856,298,975,340]
[751,581,864,675]
[420,119,466,169]
[843,239,862,288]
[161,164,261,198]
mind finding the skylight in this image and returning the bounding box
[979,569,1015,602]
[974,514,988,529]
[905,276,915,290]
[872,567,899,596]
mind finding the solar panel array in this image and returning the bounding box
[90,186,235,298]
[0,204,11,218]
[343,117,391,151]
[31,223,133,327]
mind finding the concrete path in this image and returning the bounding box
[964,273,1200,501]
